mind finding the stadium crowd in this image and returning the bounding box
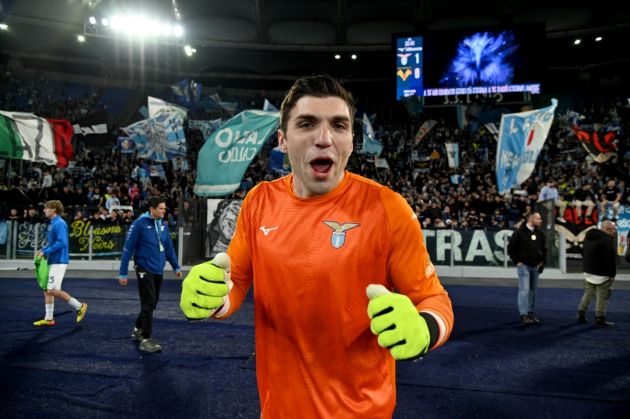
[1,75,629,231]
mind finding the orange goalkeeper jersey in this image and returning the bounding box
[221,172,453,418]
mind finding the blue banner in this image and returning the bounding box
[496,99,557,194]
[194,110,280,196]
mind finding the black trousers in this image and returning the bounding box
[134,266,163,339]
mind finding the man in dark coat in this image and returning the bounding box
[577,221,617,327]
[508,212,547,325]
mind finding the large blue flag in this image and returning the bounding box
[496,99,558,194]
[122,112,187,162]
[194,110,280,196]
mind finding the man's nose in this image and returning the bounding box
[314,125,333,147]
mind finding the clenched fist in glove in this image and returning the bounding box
[366,284,431,360]
[180,253,232,321]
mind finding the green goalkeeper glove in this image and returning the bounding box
[180,253,232,321]
[366,284,431,360]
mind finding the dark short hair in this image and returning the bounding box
[147,196,166,209]
[279,74,355,133]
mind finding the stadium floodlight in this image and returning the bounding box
[351,54,357,60]
[595,36,602,42]
[0,23,8,31]
[334,54,341,60]
[102,13,185,40]
[573,38,581,45]
[111,15,123,30]
[184,44,196,56]
[77,34,86,42]
[101,18,109,27]
[89,16,97,25]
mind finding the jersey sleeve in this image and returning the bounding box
[214,188,257,318]
[380,187,454,350]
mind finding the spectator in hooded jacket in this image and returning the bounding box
[577,220,617,327]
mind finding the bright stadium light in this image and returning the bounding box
[334,54,341,60]
[77,34,86,42]
[184,44,196,56]
[595,36,603,42]
[89,16,97,25]
[573,38,582,45]
[101,18,109,26]
[0,23,8,31]
[111,15,123,30]
[351,54,357,60]
[104,13,185,40]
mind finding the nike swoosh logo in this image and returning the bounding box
[259,226,279,236]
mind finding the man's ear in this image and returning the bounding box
[278,129,288,153]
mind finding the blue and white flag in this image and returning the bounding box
[445,143,459,168]
[189,119,223,141]
[148,96,188,121]
[375,157,390,170]
[122,112,187,162]
[450,175,463,185]
[194,110,280,196]
[362,113,383,156]
[496,99,558,194]
[263,99,278,112]
[149,164,166,179]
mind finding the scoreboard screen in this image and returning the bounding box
[394,24,544,100]
[395,36,423,100]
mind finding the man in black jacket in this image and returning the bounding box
[508,212,547,325]
[577,221,617,327]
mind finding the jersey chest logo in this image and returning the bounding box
[323,221,360,249]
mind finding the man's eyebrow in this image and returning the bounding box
[293,114,351,123]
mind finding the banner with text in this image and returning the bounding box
[194,110,279,196]
[496,99,557,194]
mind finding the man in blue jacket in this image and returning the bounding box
[34,200,88,327]
[118,196,182,352]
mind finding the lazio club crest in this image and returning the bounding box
[323,221,360,249]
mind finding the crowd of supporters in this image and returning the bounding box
[1,75,629,230]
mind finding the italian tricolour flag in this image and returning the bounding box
[0,110,74,167]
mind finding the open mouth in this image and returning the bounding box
[310,157,334,174]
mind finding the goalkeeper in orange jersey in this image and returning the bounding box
[180,75,454,417]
